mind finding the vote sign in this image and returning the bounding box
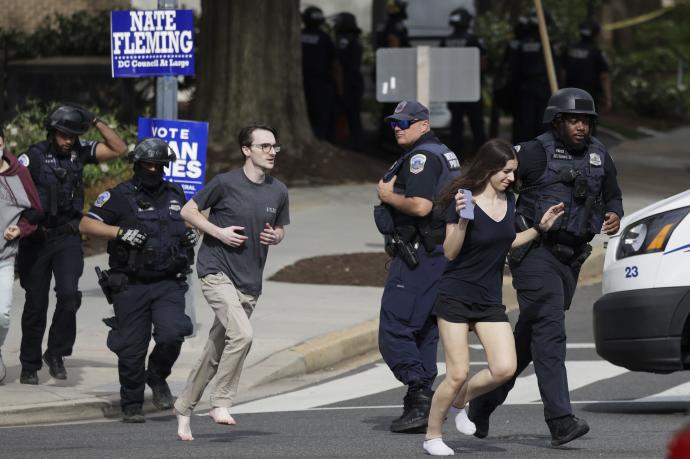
[137,117,208,199]
[111,9,195,77]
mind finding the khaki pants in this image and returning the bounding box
[174,272,257,416]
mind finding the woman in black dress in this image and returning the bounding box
[423,139,564,456]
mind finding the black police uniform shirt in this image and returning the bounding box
[375,19,410,48]
[440,31,486,56]
[335,33,364,95]
[438,194,516,306]
[86,179,186,271]
[391,131,444,229]
[302,28,336,86]
[564,41,610,99]
[516,136,623,243]
[18,139,99,227]
[192,169,290,297]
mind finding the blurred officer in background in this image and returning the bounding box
[17,104,127,385]
[440,7,487,155]
[334,12,364,150]
[469,88,623,447]
[563,19,612,113]
[79,138,195,423]
[374,101,460,433]
[375,0,411,153]
[508,10,561,144]
[302,6,341,141]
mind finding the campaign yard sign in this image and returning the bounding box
[138,118,208,199]
[111,10,195,77]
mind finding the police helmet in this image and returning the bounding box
[579,19,601,38]
[333,12,360,34]
[449,7,473,30]
[302,6,325,28]
[45,105,91,136]
[525,8,556,35]
[129,138,176,165]
[386,0,408,17]
[543,87,598,123]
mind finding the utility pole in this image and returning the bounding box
[156,0,178,120]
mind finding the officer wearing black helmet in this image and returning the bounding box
[469,88,623,446]
[16,104,127,385]
[508,9,561,144]
[440,7,487,154]
[301,5,340,141]
[563,19,612,113]
[79,137,195,423]
[333,12,364,149]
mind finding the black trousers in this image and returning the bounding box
[472,245,579,421]
[107,280,192,408]
[18,234,83,370]
[449,100,486,153]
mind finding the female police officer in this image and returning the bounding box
[79,138,196,423]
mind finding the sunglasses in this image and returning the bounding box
[389,119,420,130]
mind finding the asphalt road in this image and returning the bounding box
[2,282,687,458]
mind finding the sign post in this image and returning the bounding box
[157,0,179,120]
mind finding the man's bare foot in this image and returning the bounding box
[176,410,194,441]
[209,407,236,425]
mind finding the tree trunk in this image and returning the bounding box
[193,0,313,158]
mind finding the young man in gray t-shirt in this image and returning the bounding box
[174,124,289,441]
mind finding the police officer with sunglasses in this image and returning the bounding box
[374,101,461,433]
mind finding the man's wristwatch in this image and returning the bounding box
[533,222,544,234]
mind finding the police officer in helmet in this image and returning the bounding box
[375,101,460,433]
[17,104,127,385]
[563,18,612,113]
[440,7,487,154]
[469,88,623,446]
[301,5,340,141]
[333,12,364,149]
[79,138,195,422]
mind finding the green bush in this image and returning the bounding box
[3,100,138,187]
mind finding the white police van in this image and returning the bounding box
[594,190,690,373]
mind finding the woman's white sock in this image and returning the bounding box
[449,405,476,435]
[423,437,455,456]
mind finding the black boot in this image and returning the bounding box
[390,388,433,433]
[20,368,38,385]
[547,414,590,446]
[122,405,145,423]
[468,399,493,439]
[146,371,173,410]
[42,350,67,380]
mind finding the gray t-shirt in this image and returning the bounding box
[194,168,290,296]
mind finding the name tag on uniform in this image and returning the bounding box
[553,148,572,160]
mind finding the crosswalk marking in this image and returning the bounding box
[636,381,690,403]
[235,359,629,414]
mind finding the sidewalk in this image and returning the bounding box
[1,125,687,426]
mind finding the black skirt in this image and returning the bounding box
[432,294,509,324]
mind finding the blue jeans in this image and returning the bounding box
[0,257,14,347]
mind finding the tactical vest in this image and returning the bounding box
[516,131,608,238]
[108,181,190,279]
[375,141,460,237]
[32,142,85,224]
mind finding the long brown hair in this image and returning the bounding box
[437,139,518,211]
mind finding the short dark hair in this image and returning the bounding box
[237,124,278,148]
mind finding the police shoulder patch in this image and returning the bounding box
[409,153,427,174]
[94,191,111,208]
[17,154,30,167]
